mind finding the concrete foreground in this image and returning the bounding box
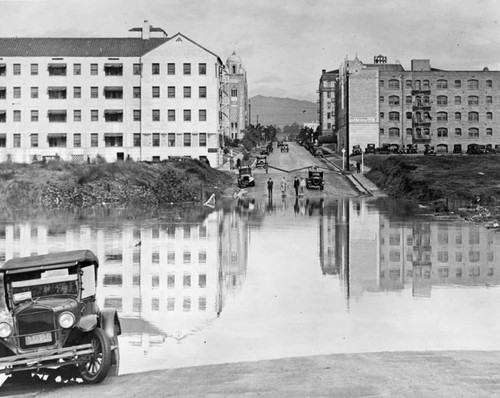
[4,350,500,397]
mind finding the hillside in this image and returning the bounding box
[249,95,317,127]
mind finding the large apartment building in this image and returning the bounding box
[0,21,229,166]
[317,69,337,136]
[333,55,500,154]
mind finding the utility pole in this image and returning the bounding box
[345,71,350,171]
[248,99,251,126]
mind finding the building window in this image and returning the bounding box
[0,87,5,99]
[0,112,5,123]
[468,96,479,106]
[183,133,191,147]
[13,110,21,122]
[455,96,461,105]
[379,128,384,135]
[405,96,412,105]
[422,80,430,89]
[437,112,448,122]
[436,79,448,89]
[486,79,492,88]
[380,112,384,119]
[13,87,21,99]
[152,86,160,98]
[437,95,448,106]
[74,133,81,147]
[388,79,400,89]
[90,64,98,75]
[388,96,399,106]
[31,110,38,122]
[199,86,207,98]
[133,87,141,98]
[104,110,123,122]
[379,80,384,88]
[91,109,98,121]
[133,110,141,121]
[168,133,175,146]
[91,133,98,147]
[199,133,207,147]
[28,133,37,148]
[468,127,479,137]
[28,87,38,99]
[199,109,207,121]
[133,63,142,75]
[455,128,462,136]
[168,109,175,121]
[104,63,123,76]
[487,112,492,120]
[47,87,67,99]
[165,63,175,75]
[468,112,479,122]
[379,96,384,103]
[199,63,207,75]
[30,64,38,75]
[454,80,461,88]
[104,87,123,99]
[91,87,98,99]
[48,134,66,147]
[13,134,21,147]
[73,63,81,75]
[73,86,81,99]
[165,87,175,100]
[152,63,160,75]
[152,133,160,147]
[13,64,21,75]
[437,128,448,137]
[183,86,191,98]
[133,133,141,147]
[231,88,238,97]
[413,80,421,90]
[74,109,81,121]
[486,96,492,105]
[486,128,493,135]
[467,79,479,90]
[405,80,412,88]
[184,109,191,121]
[152,109,160,121]
[389,128,400,137]
[389,112,399,121]
[406,128,412,136]
[455,112,461,121]
[183,63,191,75]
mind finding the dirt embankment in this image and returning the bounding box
[0,160,233,209]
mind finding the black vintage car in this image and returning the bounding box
[237,166,255,188]
[281,144,289,152]
[255,155,267,169]
[365,144,376,154]
[351,145,362,156]
[306,168,325,190]
[0,250,121,383]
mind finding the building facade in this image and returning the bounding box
[317,69,338,136]
[335,55,500,154]
[0,21,229,166]
[225,51,248,140]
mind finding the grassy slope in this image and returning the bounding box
[364,155,500,205]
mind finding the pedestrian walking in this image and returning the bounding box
[267,177,273,197]
[280,176,287,196]
[356,160,361,174]
[236,158,241,169]
[299,177,306,197]
[293,176,300,196]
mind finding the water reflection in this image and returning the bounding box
[0,197,499,375]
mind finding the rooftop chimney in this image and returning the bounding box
[142,20,150,40]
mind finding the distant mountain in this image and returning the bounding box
[249,95,317,127]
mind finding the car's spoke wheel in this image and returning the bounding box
[79,327,111,384]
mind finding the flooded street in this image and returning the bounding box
[1,195,500,381]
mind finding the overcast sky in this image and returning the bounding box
[1,0,499,102]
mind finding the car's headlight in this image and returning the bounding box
[0,322,12,338]
[58,312,75,329]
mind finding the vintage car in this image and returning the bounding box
[259,148,269,156]
[0,250,121,383]
[351,145,362,156]
[365,144,376,154]
[237,166,255,188]
[281,144,289,153]
[306,167,325,190]
[255,155,267,169]
[310,145,324,157]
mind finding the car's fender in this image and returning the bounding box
[77,314,98,332]
[100,308,121,341]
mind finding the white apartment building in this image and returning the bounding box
[0,21,228,166]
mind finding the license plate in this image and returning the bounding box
[25,332,52,345]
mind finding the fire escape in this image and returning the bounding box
[411,83,432,144]
[219,69,230,142]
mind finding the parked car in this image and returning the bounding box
[237,166,255,188]
[406,144,418,154]
[0,250,121,383]
[365,144,376,154]
[311,146,324,157]
[466,144,486,155]
[375,144,392,154]
[351,145,362,156]
[259,148,269,156]
[255,155,267,169]
[306,167,325,190]
[453,144,463,154]
[424,145,436,155]
[281,144,289,153]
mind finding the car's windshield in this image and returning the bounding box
[9,269,78,304]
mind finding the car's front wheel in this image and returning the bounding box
[79,327,112,384]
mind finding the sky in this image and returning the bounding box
[1,0,499,102]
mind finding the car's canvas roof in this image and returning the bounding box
[0,250,98,274]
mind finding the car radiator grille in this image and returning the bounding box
[17,306,56,349]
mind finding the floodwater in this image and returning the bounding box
[1,196,500,376]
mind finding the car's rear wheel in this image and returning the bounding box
[79,327,111,384]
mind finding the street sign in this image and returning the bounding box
[341,148,346,153]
